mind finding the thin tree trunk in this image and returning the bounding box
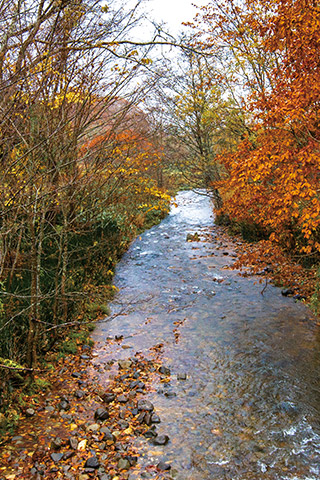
[27,191,45,368]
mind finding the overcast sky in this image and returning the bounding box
[147,0,207,34]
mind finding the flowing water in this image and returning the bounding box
[91,190,320,480]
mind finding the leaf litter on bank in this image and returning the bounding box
[0,343,174,480]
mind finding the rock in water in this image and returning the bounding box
[118,359,132,369]
[144,425,157,438]
[157,461,171,471]
[281,288,294,296]
[151,413,161,423]
[153,435,170,446]
[158,366,171,376]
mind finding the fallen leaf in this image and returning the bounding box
[77,439,87,451]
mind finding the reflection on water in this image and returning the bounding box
[92,190,320,479]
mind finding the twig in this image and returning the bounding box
[0,364,39,372]
[261,277,268,295]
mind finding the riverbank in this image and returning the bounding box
[214,225,318,311]
[0,341,174,479]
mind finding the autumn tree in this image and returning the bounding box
[0,0,171,374]
[207,0,320,257]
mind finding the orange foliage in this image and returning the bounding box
[79,128,160,170]
[212,0,320,256]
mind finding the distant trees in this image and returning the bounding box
[155,48,245,207]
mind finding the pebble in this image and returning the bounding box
[60,413,72,420]
[85,456,100,469]
[137,412,146,424]
[94,408,109,420]
[58,400,70,411]
[75,390,86,399]
[100,427,115,442]
[25,408,35,417]
[51,452,64,463]
[144,426,157,438]
[87,423,100,432]
[129,380,145,389]
[278,401,299,415]
[294,294,306,301]
[151,413,160,423]
[127,455,138,466]
[118,395,129,403]
[51,437,63,450]
[164,391,177,398]
[69,437,78,450]
[103,393,116,403]
[63,451,75,460]
[117,458,131,470]
[177,373,187,380]
[144,413,152,426]
[137,400,154,412]
[118,420,129,429]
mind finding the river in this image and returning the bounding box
[91,190,320,480]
